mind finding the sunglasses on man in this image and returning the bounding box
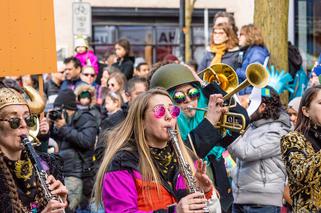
[83,73,96,77]
[173,88,200,104]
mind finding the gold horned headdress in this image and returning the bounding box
[0,85,45,145]
[0,86,45,114]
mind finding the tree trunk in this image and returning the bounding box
[185,0,196,63]
[254,0,289,104]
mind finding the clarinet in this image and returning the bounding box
[167,128,210,212]
[20,135,65,212]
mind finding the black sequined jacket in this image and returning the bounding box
[0,152,64,212]
[281,129,321,213]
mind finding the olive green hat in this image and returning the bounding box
[150,64,198,91]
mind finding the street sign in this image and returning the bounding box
[72,2,92,37]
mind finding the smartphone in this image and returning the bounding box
[313,65,321,76]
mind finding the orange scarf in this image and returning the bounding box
[210,43,227,65]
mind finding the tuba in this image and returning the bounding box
[24,86,45,146]
[191,63,269,134]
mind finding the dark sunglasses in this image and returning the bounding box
[152,104,180,119]
[83,73,95,77]
[0,115,37,129]
[173,88,200,104]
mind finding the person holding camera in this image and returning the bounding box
[49,89,99,212]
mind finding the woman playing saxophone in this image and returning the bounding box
[95,88,217,212]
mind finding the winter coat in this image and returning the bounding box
[75,50,99,74]
[44,79,61,97]
[51,109,98,178]
[228,111,291,207]
[95,102,129,173]
[102,144,213,212]
[112,56,135,80]
[59,78,87,92]
[0,153,64,212]
[236,45,270,95]
[198,49,242,72]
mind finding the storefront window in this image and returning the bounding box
[295,0,321,70]
[92,25,206,64]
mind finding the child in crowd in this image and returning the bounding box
[111,38,135,80]
[107,71,127,103]
[74,35,99,74]
[104,91,123,115]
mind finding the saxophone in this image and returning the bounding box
[20,135,65,212]
[167,127,210,212]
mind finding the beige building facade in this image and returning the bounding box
[54,0,255,63]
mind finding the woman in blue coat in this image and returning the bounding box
[236,24,270,108]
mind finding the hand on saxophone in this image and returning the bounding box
[195,159,213,194]
[41,175,68,213]
[205,94,228,126]
[176,192,207,213]
[39,117,50,135]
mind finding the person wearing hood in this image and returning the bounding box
[228,86,291,213]
[111,38,135,80]
[236,24,270,108]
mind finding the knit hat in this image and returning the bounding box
[74,35,89,51]
[54,89,77,110]
[288,97,301,113]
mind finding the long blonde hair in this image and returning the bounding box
[94,88,196,207]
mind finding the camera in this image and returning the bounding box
[48,108,63,121]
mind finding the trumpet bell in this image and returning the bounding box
[199,63,239,93]
[246,63,269,88]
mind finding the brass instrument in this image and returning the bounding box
[223,63,269,100]
[21,135,65,212]
[167,127,210,212]
[24,86,45,146]
[191,63,269,133]
[197,63,238,93]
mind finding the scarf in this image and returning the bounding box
[150,143,177,183]
[210,43,227,65]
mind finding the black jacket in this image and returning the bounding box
[186,82,249,212]
[112,56,135,80]
[51,109,98,178]
[44,79,61,97]
[95,103,129,172]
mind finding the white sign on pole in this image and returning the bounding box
[72,2,92,37]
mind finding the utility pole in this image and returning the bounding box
[179,0,185,62]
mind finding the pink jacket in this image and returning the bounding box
[75,50,99,74]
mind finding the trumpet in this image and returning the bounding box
[191,63,269,133]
